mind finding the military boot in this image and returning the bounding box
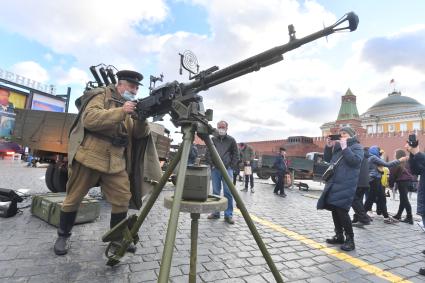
[110,212,137,253]
[54,211,77,255]
[340,234,355,251]
[326,230,345,245]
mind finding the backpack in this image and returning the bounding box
[0,188,23,218]
[381,167,389,188]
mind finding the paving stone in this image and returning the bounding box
[202,261,226,271]
[307,277,332,283]
[224,267,251,278]
[199,270,229,281]
[1,160,424,282]
[296,258,317,267]
[243,274,269,282]
[128,270,157,282]
[129,261,160,272]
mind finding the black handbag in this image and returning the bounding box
[322,156,343,182]
[0,188,23,218]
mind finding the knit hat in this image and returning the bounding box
[339,126,356,137]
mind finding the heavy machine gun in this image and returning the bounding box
[96,12,359,283]
[132,12,358,125]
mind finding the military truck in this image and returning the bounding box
[11,109,171,193]
[255,152,328,184]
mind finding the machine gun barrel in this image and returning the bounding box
[135,12,358,122]
[183,12,358,93]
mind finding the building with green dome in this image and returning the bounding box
[320,89,425,136]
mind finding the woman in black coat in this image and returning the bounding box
[317,127,363,251]
[404,134,425,276]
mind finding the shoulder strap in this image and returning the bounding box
[333,155,344,166]
[69,87,106,137]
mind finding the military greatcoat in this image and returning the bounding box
[64,85,161,211]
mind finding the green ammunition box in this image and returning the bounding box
[182,165,210,201]
[31,193,100,227]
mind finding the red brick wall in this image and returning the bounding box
[195,131,425,160]
[313,131,425,159]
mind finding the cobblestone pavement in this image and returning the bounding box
[1,158,425,282]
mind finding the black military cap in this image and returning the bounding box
[116,70,144,85]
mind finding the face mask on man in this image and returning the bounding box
[218,129,227,136]
[122,90,136,101]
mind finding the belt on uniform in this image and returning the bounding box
[85,130,129,147]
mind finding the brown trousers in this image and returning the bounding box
[62,161,132,213]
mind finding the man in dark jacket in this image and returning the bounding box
[273,147,288,197]
[317,127,363,251]
[351,147,371,226]
[205,120,239,224]
[404,134,425,276]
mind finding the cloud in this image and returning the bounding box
[361,27,425,73]
[53,67,90,86]
[6,0,413,143]
[10,61,49,82]
[44,53,53,62]
[287,96,340,122]
[0,0,169,68]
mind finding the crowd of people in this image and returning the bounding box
[316,126,425,275]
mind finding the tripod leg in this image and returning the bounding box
[130,144,184,235]
[189,213,200,283]
[202,135,284,283]
[158,125,193,283]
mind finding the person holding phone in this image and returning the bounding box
[317,127,363,251]
[403,134,425,275]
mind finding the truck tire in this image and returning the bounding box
[53,164,68,193]
[256,171,270,180]
[45,164,57,192]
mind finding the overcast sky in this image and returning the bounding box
[1,0,424,143]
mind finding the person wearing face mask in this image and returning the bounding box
[317,127,363,251]
[205,120,239,224]
[53,70,162,256]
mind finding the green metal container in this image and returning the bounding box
[182,165,210,201]
[31,193,100,227]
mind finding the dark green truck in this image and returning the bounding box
[255,152,329,184]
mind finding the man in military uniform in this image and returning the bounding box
[53,70,161,255]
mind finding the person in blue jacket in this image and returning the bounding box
[363,145,401,224]
[317,127,363,251]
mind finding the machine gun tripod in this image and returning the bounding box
[101,11,359,282]
[102,102,285,282]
